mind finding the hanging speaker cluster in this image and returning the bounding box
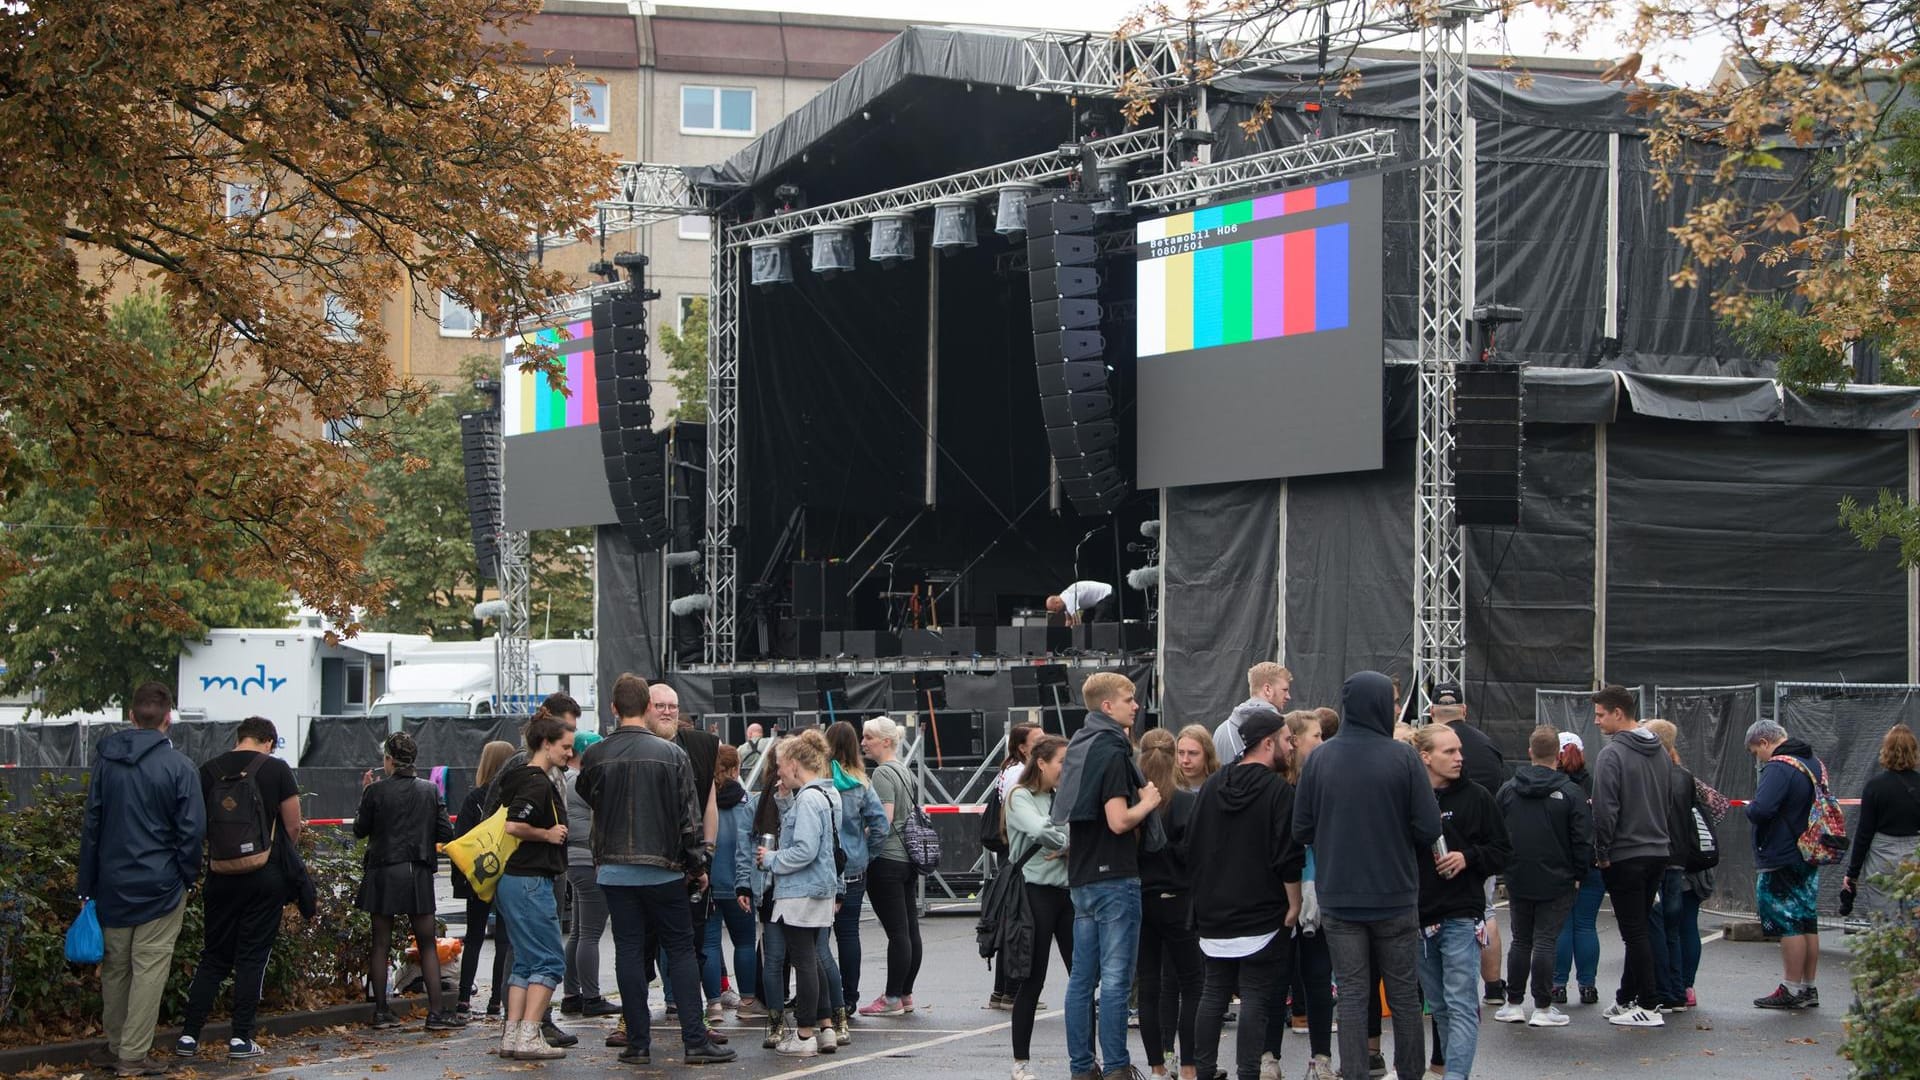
[594,257,670,550]
[460,410,502,581]
[1452,362,1524,527]
[1028,194,1126,515]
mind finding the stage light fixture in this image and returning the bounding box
[810,225,855,276]
[1092,167,1131,216]
[994,184,1042,237]
[930,198,978,252]
[869,213,915,265]
[749,240,793,288]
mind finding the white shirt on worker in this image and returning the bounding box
[1059,580,1112,617]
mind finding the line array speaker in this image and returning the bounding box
[1028,192,1127,515]
[460,410,502,580]
[593,258,670,550]
[1452,362,1524,527]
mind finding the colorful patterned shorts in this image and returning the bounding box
[1756,861,1821,937]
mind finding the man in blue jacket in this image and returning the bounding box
[1744,719,1825,1010]
[1295,671,1442,1080]
[78,683,207,1077]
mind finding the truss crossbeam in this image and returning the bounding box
[1128,127,1396,208]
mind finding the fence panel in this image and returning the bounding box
[1654,685,1763,914]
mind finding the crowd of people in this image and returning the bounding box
[70,667,1920,1078]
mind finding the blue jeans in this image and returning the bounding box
[1065,878,1142,1074]
[1647,868,1686,1003]
[834,875,867,1005]
[1553,867,1605,989]
[604,881,708,1051]
[493,874,566,990]
[1417,919,1481,1080]
[704,901,759,999]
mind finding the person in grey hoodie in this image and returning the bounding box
[1213,662,1291,765]
[1294,671,1441,1080]
[1586,685,1670,1028]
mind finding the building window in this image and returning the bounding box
[440,291,478,336]
[680,86,754,136]
[322,294,361,342]
[322,416,360,445]
[677,215,711,241]
[678,295,700,329]
[572,80,610,131]
[224,181,259,218]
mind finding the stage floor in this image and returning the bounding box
[674,650,1152,675]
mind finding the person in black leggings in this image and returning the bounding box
[453,741,517,1017]
[1283,711,1337,1079]
[1137,728,1203,1080]
[1003,736,1072,1080]
[858,717,922,1015]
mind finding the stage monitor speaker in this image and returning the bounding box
[459,410,502,581]
[1016,703,1088,739]
[839,630,901,659]
[1453,362,1524,527]
[915,709,986,766]
[593,279,669,550]
[888,671,947,711]
[796,672,847,712]
[1078,620,1155,652]
[997,625,1073,657]
[901,627,992,658]
[711,675,760,714]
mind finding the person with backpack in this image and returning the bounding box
[1492,726,1590,1030]
[757,729,843,1058]
[353,731,459,1032]
[1004,735,1072,1080]
[859,715,924,1016]
[1642,719,1731,1010]
[452,740,517,1020]
[1846,724,1920,920]
[984,723,1043,1010]
[80,683,206,1078]
[1745,719,1839,1010]
[175,716,305,1060]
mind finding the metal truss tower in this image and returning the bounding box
[496,527,533,709]
[704,230,742,664]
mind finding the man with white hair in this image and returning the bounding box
[1744,719,1829,1009]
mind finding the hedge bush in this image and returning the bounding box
[1843,858,1920,1079]
[0,776,373,1047]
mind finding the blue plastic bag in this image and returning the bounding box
[65,899,103,964]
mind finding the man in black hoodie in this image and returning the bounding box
[1493,726,1591,1028]
[1189,711,1305,1080]
[1294,672,1442,1080]
[1412,724,1510,1080]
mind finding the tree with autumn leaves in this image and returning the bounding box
[0,0,613,669]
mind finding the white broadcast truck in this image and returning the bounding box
[366,637,596,726]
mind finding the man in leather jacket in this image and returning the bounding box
[576,673,733,1065]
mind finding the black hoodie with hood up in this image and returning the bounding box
[1188,761,1305,938]
[1294,671,1444,921]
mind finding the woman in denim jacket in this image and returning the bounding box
[826,721,890,1027]
[758,730,843,1058]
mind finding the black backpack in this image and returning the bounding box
[207,753,275,874]
[1671,770,1720,873]
[806,787,849,875]
[979,784,1009,856]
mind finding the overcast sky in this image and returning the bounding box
[637,0,1726,87]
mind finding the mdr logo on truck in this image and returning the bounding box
[176,628,430,758]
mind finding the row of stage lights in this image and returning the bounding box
[748,167,1131,287]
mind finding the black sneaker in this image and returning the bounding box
[1482,980,1506,1006]
[684,1041,737,1065]
[1754,983,1799,1009]
[617,1047,651,1066]
[1793,986,1820,1009]
[1550,985,1567,1005]
[1368,1051,1387,1079]
[1579,985,1599,1005]
[583,996,622,1018]
[370,1006,400,1030]
[424,1012,466,1031]
[558,995,585,1016]
[540,1019,579,1047]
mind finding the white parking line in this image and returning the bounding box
[773,1010,1063,1075]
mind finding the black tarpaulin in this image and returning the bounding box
[1525,368,1619,424]
[1284,440,1417,716]
[1463,425,1598,752]
[1604,421,1908,687]
[1783,385,1920,429]
[1161,481,1281,729]
[1653,684,1765,912]
[1621,373,1783,422]
[298,715,387,768]
[1776,683,1920,915]
[597,524,665,724]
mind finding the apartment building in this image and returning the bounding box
[396,1,906,420]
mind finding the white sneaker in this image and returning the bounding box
[1493,1003,1528,1024]
[1259,1050,1282,1080]
[1606,1005,1664,1028]
[1528,1005,1570,1027]
[720,988,741,1008]
[1011,1063,1040,1080]
[1305,1055,1338,1080]
[776,1032,819,1057]
[816,1025,838,1050]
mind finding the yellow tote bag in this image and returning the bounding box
[442,807,520,902]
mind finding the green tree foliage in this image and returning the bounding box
[659,297,709,421]
[0,293,290,716]
[363,357,590,638]
[1842,857,1920,1078]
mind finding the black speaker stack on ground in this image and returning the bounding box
[595,252,670,550]
[1028,193,1126,515]
[1453,362,1524,527]
[460,409,502,580]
